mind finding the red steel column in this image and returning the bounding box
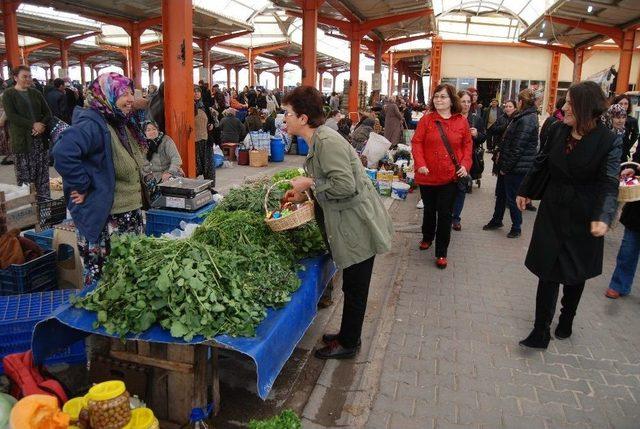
[234,67,240,89]
[331,70,339,93]
[129,25,143,88]
[201,40,211,85]
[430,36,443,89]
[616,29,635,94]
[300,0,324,86]
[572,48,584,83]
[397,64,403,96]
[59,41,69,78]
[387,51,395,96]
[226,65,232,88]
[318,70,324,91]
[2,1,20,70]
[79,55,86,85]
[348,33,361,113]
[373,42,382,103]
[547,51,561,115]
[248,48,255,87]
[162,0,195,178]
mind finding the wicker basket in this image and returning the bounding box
[264,180,315,232]
[249,150,268,167]
[618,162,640,203]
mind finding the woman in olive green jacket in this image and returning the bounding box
[2,66,52,197]
[283,86,394,360]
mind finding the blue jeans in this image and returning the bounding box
[609,227,640,295]
[491,173,525,232]
[452,187,466,224]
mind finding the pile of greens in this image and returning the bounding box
[272,167,305,191]
[216,179,283,214]
[248,410,301,429]
[75,171,327,341]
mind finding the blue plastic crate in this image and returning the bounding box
[23,229,74,261]
[0,290,85,374]
[0,250,58,296]
[145,203,215,237]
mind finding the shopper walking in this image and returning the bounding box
[483,89,539,238]
[282,85,393,360]
[482,98,503,152]
[452,90,486,231]
[53,72,147,284]
[412,83,472,269]
[540,97,565,151]
[2,65,52,197]
[613,94,639,163]
[383,96,403,147]
[487,100,516,176]
[194,85,214,182]
[516,81,620,349]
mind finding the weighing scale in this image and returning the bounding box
[152,178,215,211]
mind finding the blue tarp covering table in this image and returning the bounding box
[32,254,336,399]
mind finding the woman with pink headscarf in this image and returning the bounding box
[53,72,147,284]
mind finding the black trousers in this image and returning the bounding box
[195,139,215,185]
[534,279,586,331]
[338,256,376,348]
[419,183,457,258]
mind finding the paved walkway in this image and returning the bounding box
[363,172,640,429]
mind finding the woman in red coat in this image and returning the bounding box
[411,84,473,268]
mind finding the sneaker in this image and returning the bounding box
[416,200,424,209]
[482,221,503,231]
[436,257,447,269]
[605,288,620,299]
[419,241,432,250]
[507,229,521,238]
[452,223,462,231]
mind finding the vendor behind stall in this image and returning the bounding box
[282,85,394,360]
[53,72,146,285]
[141,120,182,182]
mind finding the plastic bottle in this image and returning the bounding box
[189,408,209,429]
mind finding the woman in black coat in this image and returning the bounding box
[483,90,538,238]
[613,94,639,163]
[516,81,621,349]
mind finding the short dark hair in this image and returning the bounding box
[568,81,608,136]
[613,94,632,115]
[428,83,462,114]
[282,85,326,128]
[53,78,65,89]
[504,99,517,109]
[12,65,30,77]
[329,110,340,118]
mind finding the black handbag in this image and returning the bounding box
[435,121,473,192]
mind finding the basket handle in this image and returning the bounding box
[620,162,640,170]
[264,179,312,216]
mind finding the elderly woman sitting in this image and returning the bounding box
[350,117,375,152]
[141,120,182,182]
[220,108,247,143]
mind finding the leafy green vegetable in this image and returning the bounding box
[272,168,305,191]
[217,180,284,214]
[248,409,302,429]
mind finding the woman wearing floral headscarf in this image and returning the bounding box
[53,72,147,284]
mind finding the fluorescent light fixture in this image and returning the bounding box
[539,32,544,37]
[587,5,593,13]
[542,22,546,29]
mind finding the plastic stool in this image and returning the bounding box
[52,222,84,289]
[220,143,238,161]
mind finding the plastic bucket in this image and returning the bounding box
[297,137,309,156]
[391,181,410,200]
[270,137,285,162]
[365,168,377,182]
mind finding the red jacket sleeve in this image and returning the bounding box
[460,121,473,172]
[411,115,429,170]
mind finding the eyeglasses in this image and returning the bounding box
[432,95,450,100]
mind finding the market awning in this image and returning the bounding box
[520,0,640,48]
[0,7,101,43]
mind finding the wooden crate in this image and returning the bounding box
[0,184,37,234]
[95,339,220,429]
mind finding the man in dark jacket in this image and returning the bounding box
[211,84,226,113]
[200,82,213,109]
[45,78,69,122]
[247,86,257,107]
[483,102,539,238]
[482,99,504,152]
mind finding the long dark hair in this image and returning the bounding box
[428,83,462,114]
[613,94,632,115]
[568,81,608,136]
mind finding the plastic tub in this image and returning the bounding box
[145,203,215,237]
[391,182,410,200]
[270,137,285,162]
[0,250,57,295]
[86,381,131,429]
[297,137,309,156]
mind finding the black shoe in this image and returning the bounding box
[519,328,551,349]
[314,340,358,360]
[554,317,573,339]
[526,203,537,212]
[322,333,361,347]
[483,221,503,231]
[507,229,521,238]
[0,157,13,165]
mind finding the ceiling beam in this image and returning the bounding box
[210,30,254,45]
[545,15,624,46]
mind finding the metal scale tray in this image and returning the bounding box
[153,178,214,211]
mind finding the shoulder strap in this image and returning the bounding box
[435,120,461,171]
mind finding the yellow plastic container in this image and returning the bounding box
[123,408,160,429]
[86,380,131,429]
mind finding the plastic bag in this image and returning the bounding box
[362,133,392,169]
